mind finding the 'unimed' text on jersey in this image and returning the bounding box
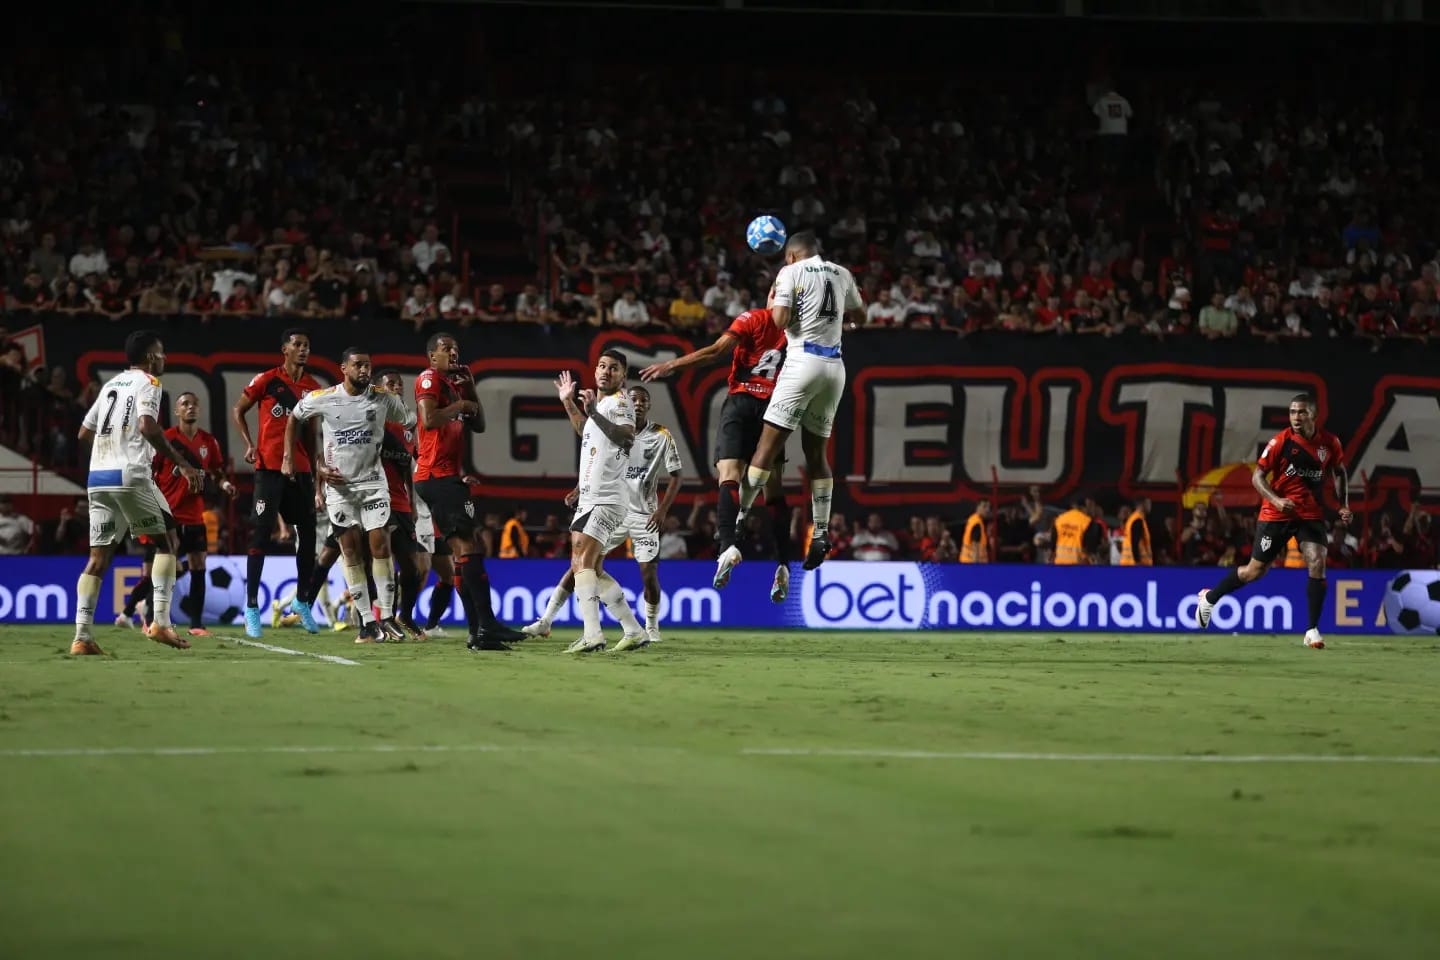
[1256,427,1346,522]
[624,421,683,515]
[291,385,416,490]
[243,366,321,471]
[725,307,786,399]
[84,369,163,487]
[771,255,863,350]
[577,390,635,511]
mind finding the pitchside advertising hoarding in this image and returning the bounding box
[0,557,1433,636]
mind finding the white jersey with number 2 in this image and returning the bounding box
[83,369,163,487]
[771,254,862,351]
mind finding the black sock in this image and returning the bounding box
[308,557,337,605]
[426,580,454,630]
[768,497,792,563]
[295,524,317,603]
[189,571,206,628]
[246,549,265,607]
[717,481,740,550]
[461,553,499,628]
[453,563,479,634]
[124,577,153,616]
[1307,577,1327,631]
[1205,567,1246,605]
[398,565,420,624]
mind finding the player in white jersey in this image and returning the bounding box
[524,384,683,648]
[553,350,648,653]
[71,330,203,655]
[282,347,416,643]
[728,230,865,583]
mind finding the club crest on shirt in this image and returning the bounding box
[1260,536,1272,551]
[255,499,267,515]
[1317,447,1329,463]
[198,446,208,458]
[463,501,475,518]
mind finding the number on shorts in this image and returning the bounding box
[98,389,119,436]
[751,348,783,380]
[818,281,838,327]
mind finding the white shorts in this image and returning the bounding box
[570,502,626,547]
[88,481,172,547]
[764,352,846,438]
[413,494,436,554]
[605,510,660,563]
[325,484,391,532]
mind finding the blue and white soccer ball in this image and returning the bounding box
[746,215,787,255]
[1382,569,1440,636]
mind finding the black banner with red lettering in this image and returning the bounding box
[51,316,1440,515]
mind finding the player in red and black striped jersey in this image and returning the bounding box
[1197,392,1353,649]
[412,332,525,649]
[640,292,795,602]
[118,391,237,635]
[231,328,323,636]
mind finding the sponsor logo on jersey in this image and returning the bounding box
[1283,464,1324,481]
[363,500,388,512]
[334,426,372,445]
[270,403,285,418]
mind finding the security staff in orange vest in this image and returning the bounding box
[1053,497,1103,564]
[1120,497,1153,566]
[960,500,992,563]
[499,507,530,559]
[1279,536,1306,568]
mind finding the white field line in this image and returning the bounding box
[1,743,1438,765]
[223,635,361,666]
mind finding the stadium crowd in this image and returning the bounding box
[0,23,1434,564]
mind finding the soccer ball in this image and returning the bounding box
[746,215,787,255]
[1381,570,1440,636]
[173,560,248,625]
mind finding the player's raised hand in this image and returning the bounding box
[554,369,576,401]
[577,388,597,413]
[639,360,673,382]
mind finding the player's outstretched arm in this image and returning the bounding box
[140,415,201,491]
[639,334,737,381]
[554,371,588,437]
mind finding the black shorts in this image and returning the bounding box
[414,476,475,540]
[388,509,417,558]
[714,393,768,464]
[1252,519,1328,565]
[138,523,204,559]
[250,470,316,541]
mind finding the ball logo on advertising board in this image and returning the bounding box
[800,562,927,630]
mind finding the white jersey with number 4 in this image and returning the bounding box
[772,254,862,351]
[577,390,634,511]
[83,369,163,487]
[291,385,416,490]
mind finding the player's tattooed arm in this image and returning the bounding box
[582,396,635,451]
[555,371,588,436]
[140,415,202,491]
[1251,466,1295,514]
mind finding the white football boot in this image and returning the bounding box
[1303,628,1325,649]
[1195,590,1215,629]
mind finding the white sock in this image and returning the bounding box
[75,573,100,636]
[598,572,643,635]
[371,558,395,619]
[810,477,834,537]
[644,599,660,632]
[574,569,602,637]
[343,563,375,624]
[739,465,770,513]
[278,589,297,610]
[151,553,177,628]
[541,585,571,624]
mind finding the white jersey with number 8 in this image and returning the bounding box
[771,254,863,351]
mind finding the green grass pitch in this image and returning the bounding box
[3,625,1440,959]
